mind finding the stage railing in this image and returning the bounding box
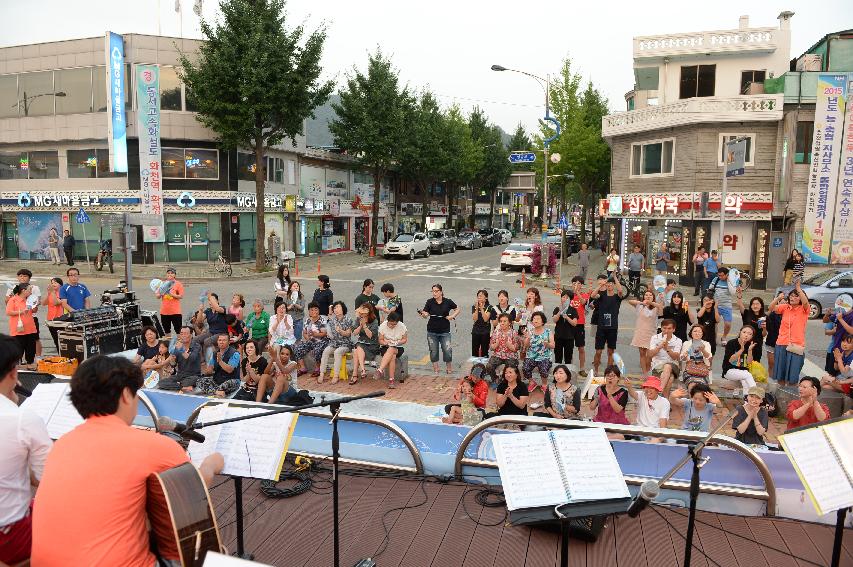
[184,401,425,475]
[453,416,777,516]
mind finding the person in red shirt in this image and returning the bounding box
[786,376,830,430]
[444,364,489,421]
[570,276,589,376]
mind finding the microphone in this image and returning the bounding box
[627,480,660,518]
[156,416,206,444]
[14,384,33,397]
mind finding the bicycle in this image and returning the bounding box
[213,250,232,277]
[615,271,648,300]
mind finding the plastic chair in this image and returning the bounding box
[339,352,350,381]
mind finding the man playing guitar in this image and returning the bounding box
[31,356,224,567]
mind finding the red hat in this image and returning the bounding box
[641,376,663,392]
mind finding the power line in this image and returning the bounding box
[432,92,541,109]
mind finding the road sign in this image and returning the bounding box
[509,152,536,164]
[75,208,91,224]
[125,213,163,226]
[724,138,747,177]
[772,237,783,248]
[558,216,569,230]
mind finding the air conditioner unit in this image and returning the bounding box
[796,54,822,72]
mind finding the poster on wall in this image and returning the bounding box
[300,165,325,199]
[16,213,62,260]
[352,173,390,203]
[802,73,847,264]
[710,222,753,266]
[831,78,853,264]
[325,169,349,199]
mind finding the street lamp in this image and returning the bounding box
[491,64,559,235]
[13,91,67,116]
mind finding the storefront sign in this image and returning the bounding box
[710,222,753,265]
[755,225,770,283]
[608,196,623,216]
[831,80,853,264]
[604,192,772,221]
[176,191,195,208]
[234,193,283,209]
[329,197,340,216]
[285,195,296,212]
[400,202,423,216]
[16,192,102,208]
[680,227,690,275]
[105,32,127,173]
[136,64,164,242]
[474,204,491,215]
[802,74,847,264]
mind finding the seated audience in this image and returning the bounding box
[351,303,379,384]
[197,333,241,397]
[493,365,529,417]
[668,382,720,432]
[133,326,160,365]
[679,324,712,389]
[536,364,581,420]
[268,301,296,360]
[259,344,300,405]
[157,326,202,392]
[142,339,175,387]
[443,376,484,426]
[648,319,683,395]
[626,376,671,435]
[786,376,830,430]
[732,386,769,446]
[445,364,489,423]
[245,299,271,352]
[723,326,762,391]
[821,334,853,394]
[294,302,330,377]
[376,311,408,388]
[194,292,228,350]
[319,301,354,384]
[589,365,631,426]
[485,313,520,383]
[31,356,223,567]
[234,339,270,402]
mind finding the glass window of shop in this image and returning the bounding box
[94,65,131,112]
[66,148,124,179]
[161,148,186,178]
[0,74,18,118]
[159,66,182,111]
[185,149,218,179]
[54,67,94,114]
[322,218,348,251]
[4,151,60,180]
[0,151,28,180]
[237,152,256,181]
[17,71,54,117]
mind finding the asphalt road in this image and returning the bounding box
[1,241,835,377]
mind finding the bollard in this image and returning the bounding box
[294,257,300,276]
[317,255,321,275]
[521,268,526,289]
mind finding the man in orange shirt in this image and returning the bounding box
[31,356,223,567]
[157,267,185,337]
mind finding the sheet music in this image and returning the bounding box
[492,432,569,511]
[781,427,853,515]
[188,404,296,481]
[20,383,84,439]
[203,551,273,566]
[552,428,630,502]
[45,393,84,439]
[822,420,853,484]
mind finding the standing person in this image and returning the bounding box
[0,335,52,566]
[471,290,492,358]
[523,312,554,392]
[668,382,720,432]
[626,245,645,290]
[285,281,305,340]
[47,226,61,265]
[696,295,721,356]
[576,242,590,282]
[628,290,661,375]
[786,377,829,430]
[589,365,631,426]
[273,264,292,306]
[313,274,334,316]
[765,294,785,376]
[591,275,624,376]
[732,386,769,446]
[376,283,403,322]
[552,289,578,364]
[661,291,695,341]
[31,356,224,567]
[691,246,708,296]
[245,299,271,353]
[294,302,329,378]
[351,303,379,384]
[485,313,520,383]
[354,279,380,310]
[319,301,353,383]
[647,319,684,395]
[6,285,38,369]
[569,277,589,375]
[156,267,184,337]
[61,229,75,266]
[782,249,798,286]
[41,277,64,353]
[518,287,544,338]
[737,294,767,352]
[376,312,408,388]
[418,284,459,375]
[605,248,620,278]
[5,269,42,359]
[625,376,671,434]
[769,283,809,385]
[680,324,712,389]
[490,290,517,330]
[654,242,670,275]
[722,326,761,392]
[58,268,90,312]
[707,267,736,345]
[702,250,719,296]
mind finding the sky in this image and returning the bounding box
[2,0,851,135]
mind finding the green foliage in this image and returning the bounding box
[468,107,511,227]
[399,90,447,225]
[441,106,482,229]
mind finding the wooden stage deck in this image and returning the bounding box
[209,470,853,567]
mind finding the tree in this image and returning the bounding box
[507,123,532,230]
[399,90,446,230]
[468,108,511,228]
[330,50,408,254]
[179,0,332,270]
[441,106,482,230]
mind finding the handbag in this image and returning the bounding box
[786,344,805,356]
[16,314,24,332]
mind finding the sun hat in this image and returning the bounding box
[641,376,663,392]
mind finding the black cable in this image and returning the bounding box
[259,470,312,498]
[461,485,508,527]
[371,476,432,560]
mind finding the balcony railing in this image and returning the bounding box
[602,94,783,138]
[634,27,778,59]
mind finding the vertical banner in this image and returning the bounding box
[802,74,847,264]
[137,65,165,242]
[105,32,128,173]
[831,77,853,264]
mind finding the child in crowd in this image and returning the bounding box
[821,334,853,394]
[376,283,403,322]
[228,293,245,321]
[444,364,488,424]
[668,382,720,432]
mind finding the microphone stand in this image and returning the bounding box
[190,391,385,564]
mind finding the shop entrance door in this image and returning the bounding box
[306,218,322,254]
[166,221,209,262]
[2,221,17,259]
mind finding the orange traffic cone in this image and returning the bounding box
[317,255,321,275]
[554,274,561,295]
[369,245,375,257]
[294,257,300,276]
[521,268,526,289]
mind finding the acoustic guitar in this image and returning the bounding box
[147,462,224,567]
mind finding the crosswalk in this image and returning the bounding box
[356,260,513,278]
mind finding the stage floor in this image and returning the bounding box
[209,468,852,567]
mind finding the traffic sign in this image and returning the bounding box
[509,152,536,164]
[558,216,569,230]
[75,208,91,224]
[724,138,747,177]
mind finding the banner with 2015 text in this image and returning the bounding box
[136,65,165,242]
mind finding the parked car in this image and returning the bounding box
[383,232,431,259]
[479,227,499,247]
[543,235,564,258]
[775,268,853,319]
[427,229,457,254]
[500,243,534,271]
[457,231,483,249]
[497,228,512,244]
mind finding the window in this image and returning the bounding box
[740,70,766,94]
[718,134,755,167]
[94,65,131,112]
[161,148,185,178]
[159,66,182,111]
[266,157,284,183]
[0,74,17,119]
[237,152,256,181]
[630,139,674,177]
[0,151,27,180]
[17,71,55,116]
[679,65,715,99]
[161,148,219,179]
[5,150,60,179]
[795,121,814,164]
[67,148,126,178]
[54,67,93,114]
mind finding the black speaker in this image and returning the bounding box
[140,311,165,337]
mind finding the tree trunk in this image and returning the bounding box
[392,176,401,238]
[580,199,588,245]
[371,167,381,255]
[489,187,496,230]
[420,180,429,231]
[254,134,266,271]
[447,185,454,230]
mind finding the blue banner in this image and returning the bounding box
[106,32,128,173]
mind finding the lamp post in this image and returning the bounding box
[14,91,67,116]
[491,65,558,235]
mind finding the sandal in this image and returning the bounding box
[388,377,396,389]
[317,374,325,384]
[374,368,384,381]
[348,374,359,385]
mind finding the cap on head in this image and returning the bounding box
[747,386,765,398]
[641,376,663,392]
[166,266,177,275]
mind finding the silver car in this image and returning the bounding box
[775,268,853,319]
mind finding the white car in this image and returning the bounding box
[497,229,512,244]
[383,232,431,259]
[500,243,533,271]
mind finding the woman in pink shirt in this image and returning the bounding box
[769,281,809,385]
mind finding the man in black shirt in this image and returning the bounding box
[158,326,203,391]
[591,275,624,375]
[552,289,578,364]
[418,284,459,375]
[194,292,227,350]
[313,274,334,316]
